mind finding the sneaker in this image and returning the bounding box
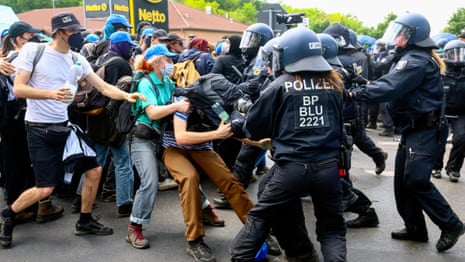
[101,194,116,202]
[266,234,282,256]
[126,224,150,249]
[158,178,178,191]
[0,213,14,248]
[432,169,442,179]
[117,203,133,218]
[75,217,113,236]
[186,238,216,262]
[36,198,64,223]
[448,171,460,183]
[202,205,225,227]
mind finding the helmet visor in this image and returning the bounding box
[240,31,262,49]
[272,46,283,78]
[444,47,465,63]
[382,21,413,46]
[252,46,272,74]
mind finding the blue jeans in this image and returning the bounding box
[76,137,134,207]
[129,135,159,224]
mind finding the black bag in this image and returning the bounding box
[133,122,159,140]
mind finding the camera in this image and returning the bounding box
[276,12,305,25]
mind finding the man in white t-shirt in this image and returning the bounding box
[0,12,144,248]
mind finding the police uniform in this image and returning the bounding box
[353,45,464,245]
[231,72,347,261]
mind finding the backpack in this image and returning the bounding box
[114,71,158,135]
[70,56,122,116]
[171,54,201,88]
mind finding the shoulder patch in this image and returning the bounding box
[395,60,408,71]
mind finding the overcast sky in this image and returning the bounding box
[278,0,463,36]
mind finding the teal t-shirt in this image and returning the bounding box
[135,71,175,130]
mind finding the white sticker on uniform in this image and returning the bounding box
[395,60,408,71]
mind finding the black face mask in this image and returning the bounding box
[68,32,83,51]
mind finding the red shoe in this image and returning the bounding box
[202,205,225,227]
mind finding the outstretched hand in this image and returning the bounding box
[127,92,146,103]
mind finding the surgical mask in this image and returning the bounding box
[222,44,230,54]
[68,32,83,51]
[161,62,174,76]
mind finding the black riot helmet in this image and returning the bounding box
[317,33,342,67]
[323,23,354,50]
[443,39,465,67]
[272,27,332,78]
[382,12,437,48]
[240,23,274,60]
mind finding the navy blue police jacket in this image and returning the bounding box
[352,47,443,132]
[243,73,345,163]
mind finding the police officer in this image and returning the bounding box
[319,33,379,228]
[323,23,388,175]
[230,27,346,262]
[350,13,465,252]
[433,40,465,182]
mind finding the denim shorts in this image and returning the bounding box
[26,122,99,187]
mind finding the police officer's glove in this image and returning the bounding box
[239,80,260,102]
[236,96,254,114]
[352,74,368,85]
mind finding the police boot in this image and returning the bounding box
[346,207,379,228]
[36,197,64,223]
[374,152,388,175]
[286,248,319,262]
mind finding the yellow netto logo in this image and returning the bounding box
[146,0,162,3]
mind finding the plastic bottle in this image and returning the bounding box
[211,102,230,123]
[64,61,83,104]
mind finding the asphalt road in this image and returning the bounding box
[1,127,465,262]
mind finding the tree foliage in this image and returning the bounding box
[2,0,81,13]
[444,8,465,35]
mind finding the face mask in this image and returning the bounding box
[161,62,174,76]
[223,44,230,54]
[68,32,83,51]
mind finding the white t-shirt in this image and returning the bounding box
[15,42,92,123]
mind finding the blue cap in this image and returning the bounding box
[1,28,8,38]
[106,14,132,28]
[110,31,137,46]
[85,33,99,43]
[141,27,154,37]
[144,44,178,60]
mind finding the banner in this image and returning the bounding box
[84,0,111,18]
[129,0,168,32]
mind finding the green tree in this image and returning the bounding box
[2,0,81,13]
[444,8,465,35]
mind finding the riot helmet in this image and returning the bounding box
[382,12,437,48]
[348,29,362,49]
[272,27,332,77]
[323,23,354,50]
[317,33,342,67]
[240,23,274,60]
[443,39,465,66]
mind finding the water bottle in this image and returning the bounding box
[211,102,230,123]
[64,61,83,104]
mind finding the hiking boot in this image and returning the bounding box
[75,216,113,235]
[15,211,36,225]
[117,203,133,218]
[213,195,231,209]
[186,238,216,262]
[346,207,379,228]
[391,227,428,242]
[266,234,282,256]
[126,224,150,249]
[286,248,319,262]
[101,194,116,202]
[158,177,178,191]
[36,198,64,223]
[202,205,225,227]
[432,169,442,179]
[374,152,388,175]
[436,222,465,252]
[0,213,14,248]
[448,171,460,183]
